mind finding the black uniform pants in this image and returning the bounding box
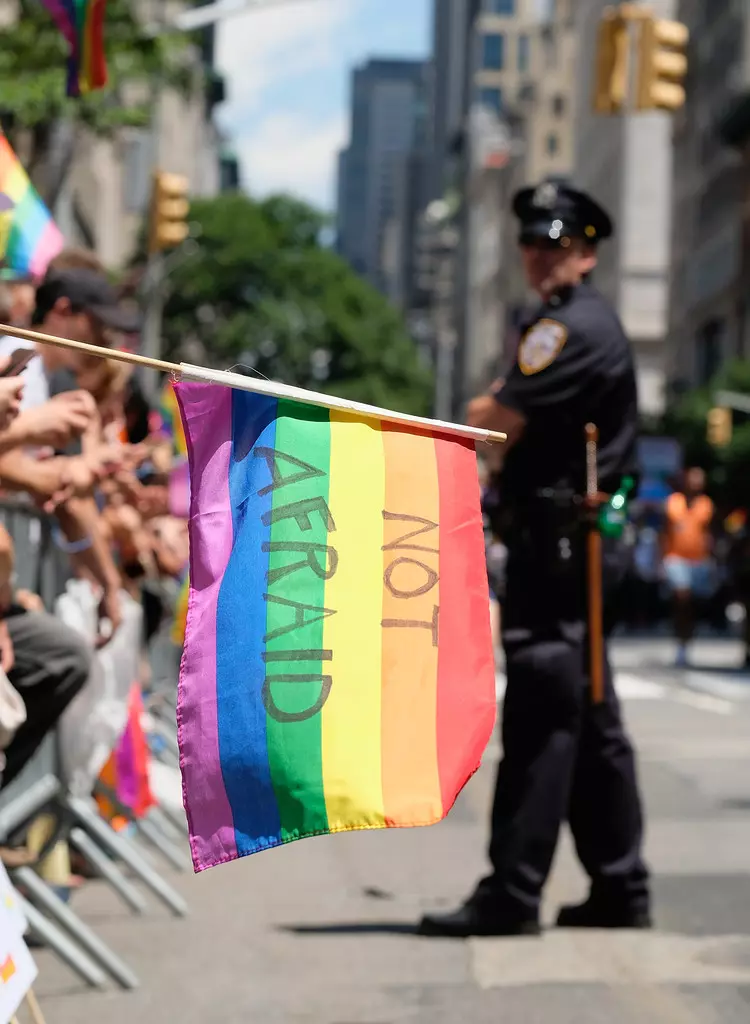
[478,534,649,917]
[1,610,91,789]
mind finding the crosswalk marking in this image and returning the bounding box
[471,931,750,988]
[494,671,664,702]
[612,673,666,700]
[494,670,732,713]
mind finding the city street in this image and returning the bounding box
[32,636,750,1023]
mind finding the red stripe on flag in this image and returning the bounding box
[89,0,108,88]
[434,435,496,814]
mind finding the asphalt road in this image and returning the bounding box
[32,635,750,1023]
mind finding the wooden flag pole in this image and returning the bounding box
[25,988,47,1024]
[0,322,508,446]
[585,423,605,705]
[0,321,178,375]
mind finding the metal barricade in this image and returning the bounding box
[0,499,188,993]
[0,499,64,826]
[0,497,70,609]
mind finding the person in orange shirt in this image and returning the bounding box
[662,467,715,667]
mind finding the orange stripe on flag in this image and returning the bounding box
[380,426,443,827]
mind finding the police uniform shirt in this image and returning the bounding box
[494,280,638,506]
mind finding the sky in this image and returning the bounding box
[215,0,431,212]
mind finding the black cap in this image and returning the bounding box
[512,178,613,247]
[33,268,140,334]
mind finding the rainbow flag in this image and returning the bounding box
[0,136,64,278]
[97,685,155,822]
[175,381,496,872]
[40,0,108,97]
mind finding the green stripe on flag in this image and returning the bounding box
[264,400,332,842]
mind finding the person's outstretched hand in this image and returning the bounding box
[0,362,24,431]
[16,391,95,449]
[36,456,98,513]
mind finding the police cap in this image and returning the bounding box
[512,178,613,247]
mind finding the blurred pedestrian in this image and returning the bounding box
[420,178,650,938]
[662,467,715,667]
[0,270,36,328]
[0,523,90,789]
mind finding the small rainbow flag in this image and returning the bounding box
[175,381,496,871]
[159,380,188,459]
[0,136,64,278]
[97,685,155,822]
[40,0,108,98]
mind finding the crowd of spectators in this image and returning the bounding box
[0,250,188,828]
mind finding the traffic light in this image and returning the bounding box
[707,407,732,447]
[149,170,189,253]
[635,15,689,111]
[592,9,629,114]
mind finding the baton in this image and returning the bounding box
[585,423,605,705]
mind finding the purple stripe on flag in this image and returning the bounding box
[174,381,238,870]
[115,717,138,809]
[40,0,77,46]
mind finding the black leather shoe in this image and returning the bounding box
[556,899,652,930]
[418,903,541,938]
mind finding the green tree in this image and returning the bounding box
[159,192,434,415]
[663,359,750,510]
[0,0,192,206]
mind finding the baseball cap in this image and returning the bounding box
[32,268,140,333]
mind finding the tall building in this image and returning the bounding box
[474,0,546,121]
[668,0,750,390]
[455,0,578,408]
[381,150,433,312]
[518,0,576,184]
[336,59,428,293]
[573,0,676,416]
[416,0,579,416]
[497,0,578,354]
[430,0,480,202]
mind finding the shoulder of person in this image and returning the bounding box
[562,285,628,342]
[515,295,622,378]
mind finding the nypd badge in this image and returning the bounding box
[518,319,568,375]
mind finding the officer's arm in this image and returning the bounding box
[467,395,526,450]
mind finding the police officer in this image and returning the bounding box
[419,179,651,937]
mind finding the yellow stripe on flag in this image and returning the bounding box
[321,414,386,830]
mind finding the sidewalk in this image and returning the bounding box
[33,683,750,1023]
